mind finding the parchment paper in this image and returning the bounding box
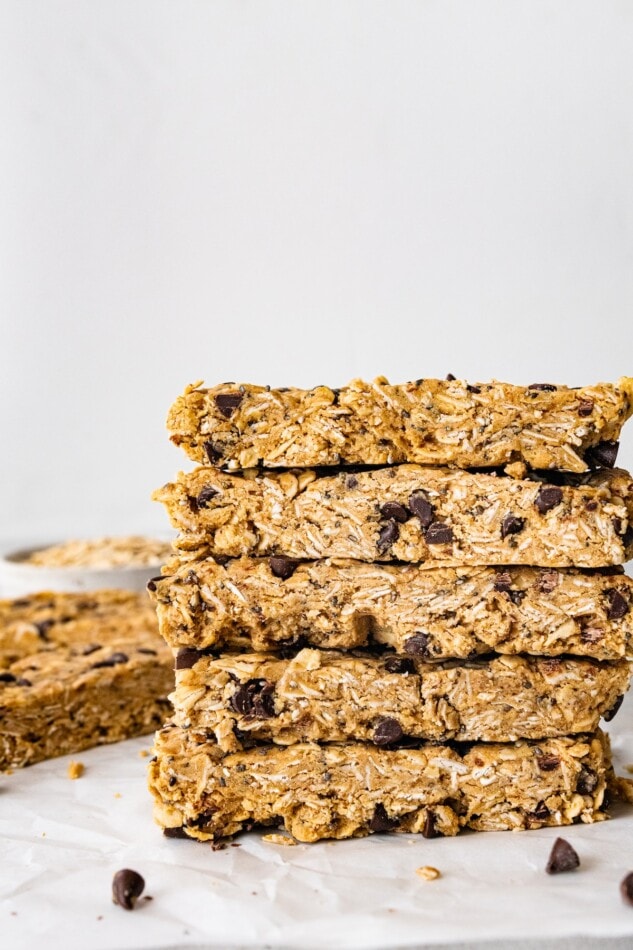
[3,695,633,950]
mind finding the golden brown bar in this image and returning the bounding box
[167,377,633,473]
[150,557,633,659]
[149,726,612,842]
[154,465,633,566]
[170,648,630,749]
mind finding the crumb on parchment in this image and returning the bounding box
[416,866,441,881]
[67,761,85,779]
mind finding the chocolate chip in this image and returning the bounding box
[408,491,434,528]
[580,620,604,643]
[168,776,177,787]
[467,384,481,394]
[528,383,558,391]
[230,679,276,719]
[445,373,456,381]
[425,522,453,544]
[34,620,54,640]
[501,514,525,539]
[163,827,190,838]
[146,575,164,592]
[77,646,100,661]
[535,486,563,514]
[620,872,633,905]
[187,494,199,513]
[404,633,431,657]
[369,803,398,832]
[175,648,203,670]
[532,801,550,821]
[603,694,624,723]
[384,656,415,675]
[197,486,218,509]
[606,589,629,621]
[377,520,400,552]
[373,717,403,746]
[585,440,619,469]
[493,571,513,592]
[576,766,599,795]
[545,838,579,875]
[345,474,358,489]
[538,571,560,593]
[422,811,438,838]
[91,652,128,669]
[380,502,409,523]
[0,673,16,683]
[269,556,300,580]
[214,392,243,418]
[112,869,145,910]
[137,648,157,655]
[577,399,594,417]
[203,440,224,464]
[537,754,560,772]
[15,677,32,687]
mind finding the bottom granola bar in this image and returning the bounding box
[149,726,611,843]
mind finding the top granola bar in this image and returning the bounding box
[167,376,633,472]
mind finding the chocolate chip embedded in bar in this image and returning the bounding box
[150,557,633,659]
[149,727,613,843]
[154,465,633,567]
[166,376,633,473]
[0,590,174,770]
[169,648,630,751]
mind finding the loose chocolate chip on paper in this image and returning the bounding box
[404,633,432,657]
[537,754,560,772]
[112,869,145,910]
[214,392,243,418]
[384,656,415,675]
[545,838,580,875]
[620,872,633,906]
[585,440,620,469]
[91,652,128,669]
[528,383,558,392]
[425,522,454,545]
[535,486,563,514]
[577,399,594,417]
[175,648,203,670]
[373,717,404,746]
[501,514,525,539]
[576,766,599,795]
[603,694,625,723]
[197,486,219,509]
[377,520,400,552]
[380,502,410,523]
[606,589,630,621]
[408,491,434,528]
[369,803,398,833]
[269,556,299,580]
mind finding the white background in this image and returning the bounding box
[1,0,633,543]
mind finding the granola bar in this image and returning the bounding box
[167,377,633,473]
[150,557,633,659]
[0,590,174,769]
[154,465,633,566]
[149,726,611,842]
[170,648,629,749]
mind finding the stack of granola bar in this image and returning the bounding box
[148,376,633,843]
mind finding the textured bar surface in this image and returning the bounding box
[149,726,611,842]
[155,465,633,566]
[151,557,633,659]
[170,648,630,749]
[0,590,174,769]
[167,377,633,473]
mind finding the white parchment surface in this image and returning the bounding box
[3,695,633,950]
